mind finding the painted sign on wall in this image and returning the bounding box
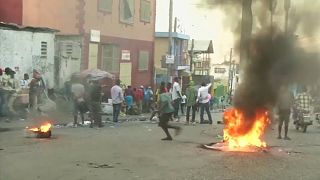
[121,50,131,61]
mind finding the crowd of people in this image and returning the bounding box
[0,67,47,118]
[68,76,218,139]
[3,66,315,142]
[0,68,221,133]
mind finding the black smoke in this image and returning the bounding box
[233,29,320,132]
[198,0,320,134]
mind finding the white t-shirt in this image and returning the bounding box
[111,85,124,104]
[172,82,182,100]
[181,95,187,104]
[197,83,212,104]
[20,79,30,89]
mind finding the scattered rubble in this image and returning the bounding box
[87,162,114,169]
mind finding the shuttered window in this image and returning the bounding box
[102,44,120,73]
[98,0,113,13]
[140,0,151,23]
[138,51,149,71]
[40,41,48,58]
[120,0,135,24]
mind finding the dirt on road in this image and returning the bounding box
[1,116,320,180]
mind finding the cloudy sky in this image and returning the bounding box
[155,0,235,63]
[155,0,320,63]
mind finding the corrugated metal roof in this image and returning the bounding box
[188,40,214,53]
[0,22,59,33]
[155,32,190,40]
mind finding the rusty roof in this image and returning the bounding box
[0,22,59,33]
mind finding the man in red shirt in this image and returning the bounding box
[135,86,144,113]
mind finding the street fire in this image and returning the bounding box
[27,123,52,138]
[204,108,270,152]
[223,108,270,151]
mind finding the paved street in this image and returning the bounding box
[1,112,320,180]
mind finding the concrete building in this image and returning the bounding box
[154,32,190,85]
[189,40,213,76]
[0,23,57,88]
[0,0,156,88]
[54,35,83,88]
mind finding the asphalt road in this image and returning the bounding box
[1,112,320,180]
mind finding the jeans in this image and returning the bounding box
[144,100,152,113]
[180,103,185,114]
[186,105,196,123]
[278,109,291,137]
[173,99,181,118]
[200,102,212,124]
[113,103,121,122]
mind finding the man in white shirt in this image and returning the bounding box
[111,79,124,123]
[20,73,30,89]
[172,77,182,120]
[197,82,213,124]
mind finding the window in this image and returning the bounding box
[40,41,47,58]
[138,51,149,71]
[214,68,226,74]
[102,44,120,73]
[140,0,151,23]
[120,0,135,24]
[98,0,113,13]
[66,44,73,55]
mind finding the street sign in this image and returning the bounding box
[90,30,100,42]
[121,50,130,61]
[165,54,174,64]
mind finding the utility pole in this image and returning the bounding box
[174,17,177,33]
[190,39,194,75]
[167,0,173,82]
[229,61,235,97]
[269,0,277,35]
[228,48,233,94]
[284,0,291,34]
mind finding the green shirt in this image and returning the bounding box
[186,86,197,106]
[159,92,174,114]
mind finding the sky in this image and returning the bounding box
[155,0,235,63]
[156,0,320,64]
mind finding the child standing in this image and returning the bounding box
[180,93,187,115]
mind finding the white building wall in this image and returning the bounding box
[55,36,82,88]
[0,29,55,88]
[212,64,229,80]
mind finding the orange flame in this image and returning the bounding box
[28,123,52,133]
[223,108,270,150]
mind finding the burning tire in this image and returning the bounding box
[27,123,52,138]
[36,130,52,138]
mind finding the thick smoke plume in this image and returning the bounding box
[198,0,320,134]
[233,28,320,133]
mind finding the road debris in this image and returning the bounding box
[87,162,114,168]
